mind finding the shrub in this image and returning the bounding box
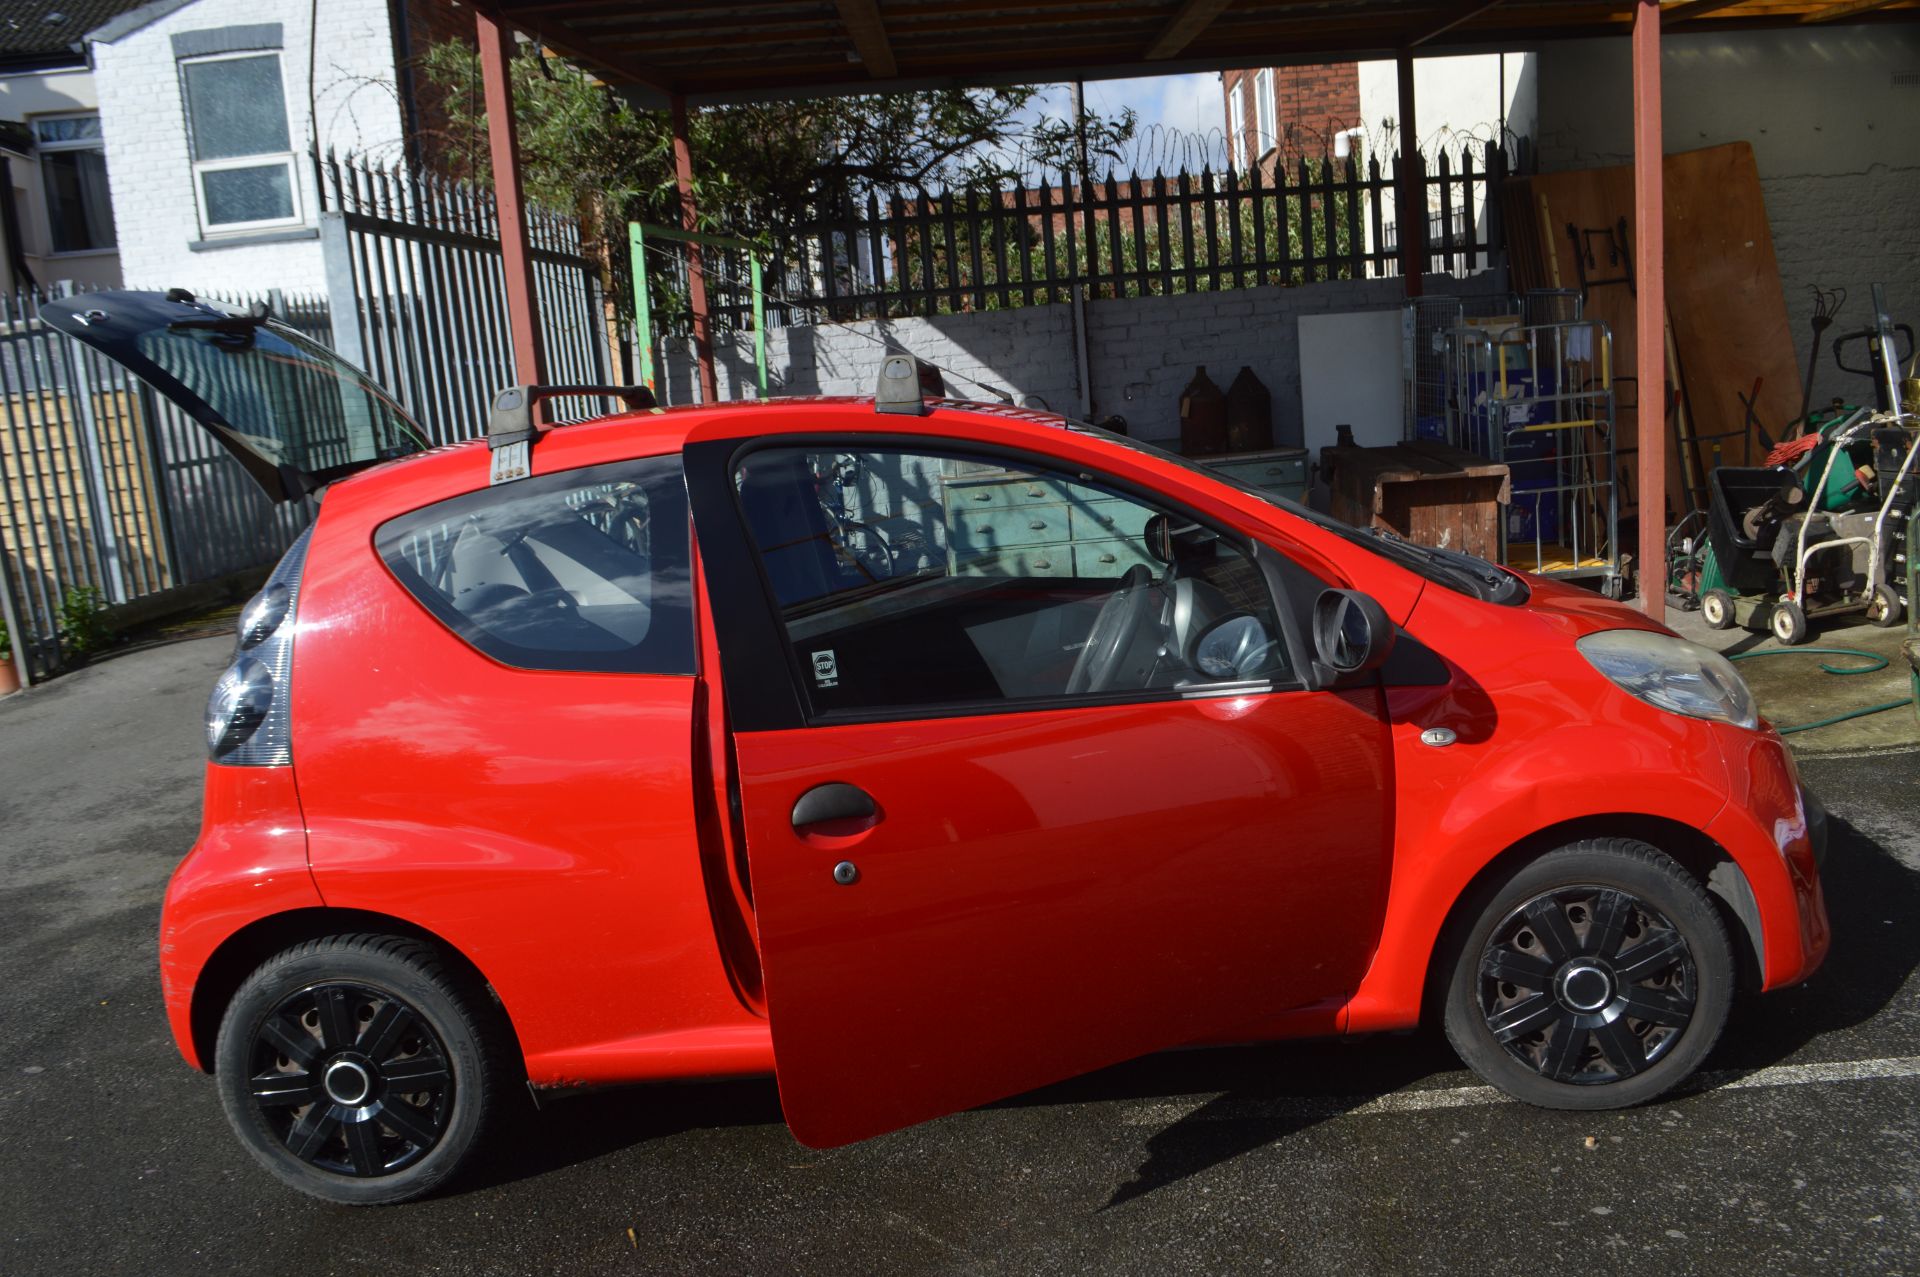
[58,585,110,657]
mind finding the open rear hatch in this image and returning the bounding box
[41,289,426,502]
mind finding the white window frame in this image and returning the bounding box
[1228,82,1247,172]
[179,49,303,236]
[1254,67,1276,158]
[33,112,115,256]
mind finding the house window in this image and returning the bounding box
[1228,82,1247,172]
[34,114,115,253]
[181,51,300,233]
[1253,68,1276,157]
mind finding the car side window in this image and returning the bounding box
[377,454,695,674]
[733,446,1293,716]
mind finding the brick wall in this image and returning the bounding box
[89,0,405,293]
[398,0,477,176]
[1224,63,1362,165]
[660,272,1500,455]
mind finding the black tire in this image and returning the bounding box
[1701,589,1735,630]
[1442,841,1733,1111]
[1770,599,1809,645]
[214,933,511,1205]
[1868,583,1904,628]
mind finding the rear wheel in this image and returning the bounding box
[215,934,511,1205]
[1868,583,1904,628]
[1700,589,1735,630]
[1442,841,1733,1110]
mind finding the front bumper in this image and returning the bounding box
[1704,726,1830,990]
[1802,784,1829,872]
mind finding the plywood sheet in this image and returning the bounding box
[1498,143,1803,529]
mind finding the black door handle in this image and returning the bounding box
[791,782,878,832]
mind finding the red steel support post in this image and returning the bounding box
[1396,49,1424,297]
[672,95,719,404]
[476,8,546,390]
[1633,0,1665,621]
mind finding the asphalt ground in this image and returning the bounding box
[2,635,1916,1277]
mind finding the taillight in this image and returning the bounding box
[207,527,312,765]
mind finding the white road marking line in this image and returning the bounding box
[1118,1055,1920,1126]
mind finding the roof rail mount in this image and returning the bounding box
[487,383,659,486]
[875,353,945,415]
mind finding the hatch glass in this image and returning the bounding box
[41,290,426,501]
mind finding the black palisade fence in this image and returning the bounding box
[700,140,1527,331]
[315,150,622,447]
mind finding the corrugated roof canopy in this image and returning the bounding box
[0,0,152,64]
[481,0,1920,104]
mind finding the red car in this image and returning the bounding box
[49,291,1829,1206]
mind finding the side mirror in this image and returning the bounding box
[1311,588,1395,683]
[1142,513,1175,564]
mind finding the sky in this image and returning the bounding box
[1023,73,1229,174]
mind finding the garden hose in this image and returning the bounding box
[1728,646,1917,735]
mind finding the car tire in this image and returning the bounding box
[1700,589,1735,630]
[1441,840,1733,1111]
[214,933,512,1205]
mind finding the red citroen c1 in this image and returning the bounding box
[45,291,1828,1206]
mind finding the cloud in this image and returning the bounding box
[1093,74,1225,140]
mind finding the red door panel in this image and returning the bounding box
[737,687,1391,1147]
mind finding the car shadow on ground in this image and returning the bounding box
[456,810,1918,1208]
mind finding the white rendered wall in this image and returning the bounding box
[1352,53,1536,273]
[0,67,122,289]
[90,0,405,294]
[1355,53,1537,162]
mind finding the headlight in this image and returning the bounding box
[1576,629,1759,730]
[236,582,290,650]
[207,657,275,757]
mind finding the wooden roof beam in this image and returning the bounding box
[1406,0,1506,48]
[1801,0,1900,22]
[1146,0,1234,60]
[1660,0,1754,21]
[835,0,898,77]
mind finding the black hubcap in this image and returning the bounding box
[247,982,454,1177]
[1477,886,1696,1085]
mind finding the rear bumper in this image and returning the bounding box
[160,764,318,1071]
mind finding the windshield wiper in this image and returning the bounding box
[168,298,272,337]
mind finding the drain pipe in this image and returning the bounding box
[1069,81,1095,417]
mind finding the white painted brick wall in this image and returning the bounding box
[661,272,1498,449]
[90,0,403,294]
[1538,25,1920,414]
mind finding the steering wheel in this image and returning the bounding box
[1066,564,1157,695]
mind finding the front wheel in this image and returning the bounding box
[1442,841,1733,1110]
[214,934,512,1205]
[1700,589,1735,630]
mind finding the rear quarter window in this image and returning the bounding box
[376,454,696,674]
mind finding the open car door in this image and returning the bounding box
[683,428,1393,1148]
[42,289,425,502]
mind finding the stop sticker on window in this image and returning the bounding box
[812,650,839,687]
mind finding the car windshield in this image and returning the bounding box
[133,319,425,477]
[1062,419,1529,606]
